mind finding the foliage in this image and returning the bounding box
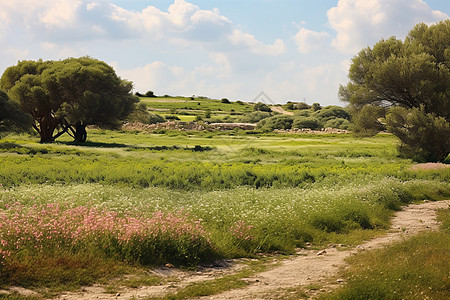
[340,20,450,161]
[144,90,156,97]
[292,116,322,130]
[386,106,450,162]
[311,103,322,111]
[127,103,165,124]
[340,20,450,119]
[324,118,350,130]
[0,57,138,143]
[284,102,311,110]
[257,115,294,130]
[221,98,230,104]
[351,105,386,137]
[312,106,350,122]
[240,111,272,123]
[253,102,272,112]
[0,90,32,135]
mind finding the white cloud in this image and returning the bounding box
[229,30,286,56]
[328,0,449,53]
[0,0,282,56]
[294,27,331,54]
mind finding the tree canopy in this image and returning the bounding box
[0,57,138,143]
[0,90,32,135]
[340,20,449,120]
[340,20,450,162]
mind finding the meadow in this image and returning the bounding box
[0,129,449,293]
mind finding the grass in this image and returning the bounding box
[319,208,450,300]
[0,129,449,295]
[140,96,252,114]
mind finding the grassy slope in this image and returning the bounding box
[139,96,252,121]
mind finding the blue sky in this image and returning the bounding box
[0,0,448,105]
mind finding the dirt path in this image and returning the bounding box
[270,106,294,115]
[21,200,450,300]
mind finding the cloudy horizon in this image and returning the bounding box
[0,0,448,105]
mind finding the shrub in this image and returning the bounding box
[221,98,230,103]
[253,102,272,112]
[165,115,180,121]
[311,103,322,111]
[257,115,294,130]
[312,106,350,122]
[324,118,351,130]
[292,116,322,130]
[241,111,272,123]
[127,103,165,124]
[295,102,311,110]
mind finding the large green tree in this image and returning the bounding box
[340,20,450,162]
[0,57,138,143]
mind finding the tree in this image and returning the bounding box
[340,20,450,161]
[144,91,155,97]
[351,105,386,137]
[1,57,138,143]
[386,106,450,162]
[0,90,32,135]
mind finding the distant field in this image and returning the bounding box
[140,96,252,113]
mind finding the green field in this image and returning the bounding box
[0,129,449,293]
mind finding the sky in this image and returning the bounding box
[0,0,448,106]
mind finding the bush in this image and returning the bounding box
[257,115,294,131]
[127,103,165,124]
[253,102,272,112]
[312,106,350,122]
[221,98,230,103]
[324,118,351,130]
[165,115,180,121]
[311,103,322,111]
[241,111,272,123]
[292,116,322,130]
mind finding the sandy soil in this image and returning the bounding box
[409,163,450,171]
[269,106,294,116]
[3,200,449,300]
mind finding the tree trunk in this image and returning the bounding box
[74,122,87,143]
[37,117,56,143]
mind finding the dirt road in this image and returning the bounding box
[53,200,450,300]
